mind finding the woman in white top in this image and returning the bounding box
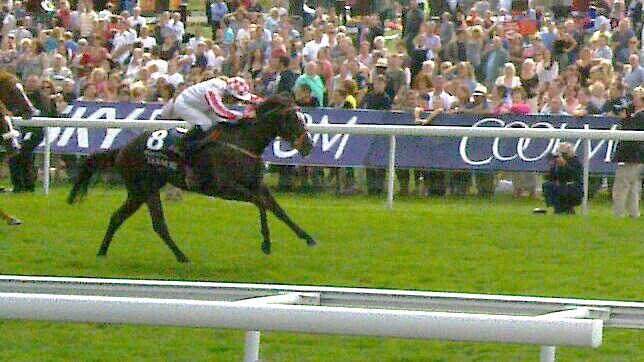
[536,50,559,84]
[495,62,521,100]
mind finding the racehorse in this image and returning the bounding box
[68,94,316,262]
[0,71,36,226]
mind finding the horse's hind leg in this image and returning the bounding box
[146,190,189,263]
[258,185,317,247]
[98,194,144,257]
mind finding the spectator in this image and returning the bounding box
[587,81,607,114]
[170,12,185,43]
[385,53,407,99]
[425,75,456,111]
[294,83,319,107]
[495,62,521,100]
[402,0,424,51]
[361,75,392,195]
[612,86,643,217]
[9,18,31,42]
[593,34,614,61]
[79,83,99,101]
[18,39,47,80]
[275,55,297,96]
[482,36,508,87]
[159,34,178,60]
[536,50,559,84]
[79,3,97,39]
[302,28,327,63]
[130,83,147,103]
[466,25,484,69]
[60,77,77,103]
[137,25,157,50]
[541,95,569,115]
[541,143,583,214]
[42,53,72,87]
[624,54,644,91]
[552,24,577,68]
[460,84,491,113]
[294,61,325,107]
[10,76,65,192]
[444,29,468,64]
[128,6,146,29]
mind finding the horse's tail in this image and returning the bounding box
[67,149,119,205]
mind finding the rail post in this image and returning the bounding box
[387,135,396,210]
[582,139,591,215]
[43,127,51,196]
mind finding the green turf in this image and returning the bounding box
[0,186,642,361]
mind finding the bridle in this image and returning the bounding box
[260,104,310,149]
[0,98,20,150]
[1,115,20,150]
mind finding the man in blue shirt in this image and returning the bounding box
[209,0,228,32]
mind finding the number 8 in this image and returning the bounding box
[147,130,168,151]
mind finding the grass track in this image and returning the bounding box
[0,186,642,361]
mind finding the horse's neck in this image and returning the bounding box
[222,122,275,155]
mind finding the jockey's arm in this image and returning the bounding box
[205,90,243,122]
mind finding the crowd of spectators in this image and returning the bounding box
[0,0,642,200]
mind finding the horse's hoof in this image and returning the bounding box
[177,255,190,263]
[261,242,271,255]
[8,218,22,226]
[306,238,318,247]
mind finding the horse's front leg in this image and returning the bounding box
[146,190,189,263]
[216,185,272,254]
[258,184,317,248]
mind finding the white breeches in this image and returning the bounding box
[172,95,223,131]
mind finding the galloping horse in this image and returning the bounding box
[0,71,36,226]
[68,94,316,262]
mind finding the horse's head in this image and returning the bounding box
[0,72,34,153]
[0,72,35,120]
[257,95,313,156]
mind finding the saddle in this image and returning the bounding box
[143,127,226,190]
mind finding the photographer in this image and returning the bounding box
[541,143,583,215]
[9,77,67,192]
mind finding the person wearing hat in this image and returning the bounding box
[460,84,491,113]
[371,56,388,83]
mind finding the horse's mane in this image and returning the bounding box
[256,94,295,118]
[207,94,295,137]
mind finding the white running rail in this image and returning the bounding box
[1,275,642,362]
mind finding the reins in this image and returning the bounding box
[220,141,260,159]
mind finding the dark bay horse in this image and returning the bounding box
[0,71,36,226]
[68,95,316,262]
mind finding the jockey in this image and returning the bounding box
[171,76,262,158]
[166,75,262,188]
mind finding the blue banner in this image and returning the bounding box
[26,102,622,173]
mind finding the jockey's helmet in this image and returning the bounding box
[226,76,253,102]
